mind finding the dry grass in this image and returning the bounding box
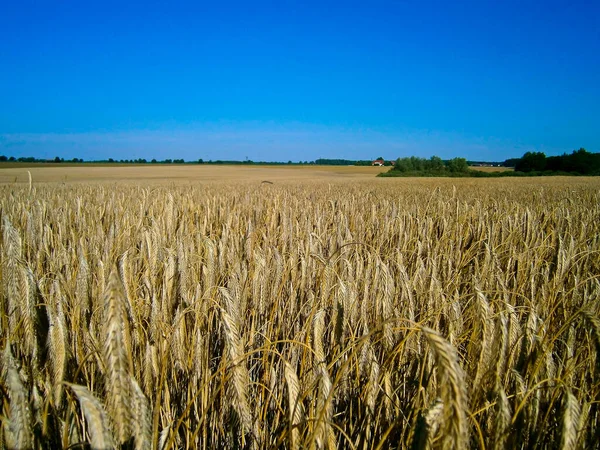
[1,170,600,449]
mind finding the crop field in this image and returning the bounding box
[0,164,389,185]
[468,166,514,173]
[1,167,599,449]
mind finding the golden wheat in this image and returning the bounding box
[0,176,599,448]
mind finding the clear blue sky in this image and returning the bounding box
[1,0,598,162]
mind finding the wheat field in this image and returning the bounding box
[0,164,388,185]
[1,172,599,449]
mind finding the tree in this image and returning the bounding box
[0,155,7,161]
[502,158,520,167]
[447,157,469,173]
[429,156,445,171]
[566,148,595,174]
[515,152,546,172]
[394,157,414,172]
[544,148,600,174]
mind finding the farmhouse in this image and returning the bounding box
[371,159,395,166]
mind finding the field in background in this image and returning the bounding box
[469,165,515,172]
[0,164,389,184]
[1,170,599,449]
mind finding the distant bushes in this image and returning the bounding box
[392,156,470,174]
[515,148,600,175]
[379,156,476,177]
[380,148,600,177]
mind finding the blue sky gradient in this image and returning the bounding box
[1,0,598,161]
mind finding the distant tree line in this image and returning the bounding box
[501,158,521,168]
[315,158,372,165]
[391,156,470,175]
[0,155,84,163]
[200,159,313,165]
[467,160,505,166]
[513,148,600,174]
[0,156,375,166]
[0,156,321,165]
[3,149,597,175]
[380,148,600,178]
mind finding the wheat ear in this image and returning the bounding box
[313,309,336,449]
[560,389,581,450]
[2,343,33,449]
[68,383,114,450]
[130,376,152,450]
[284,360,304,450]
[421,326,469,450]
[221,308,254,440]
[102,266,134,444]
[48,280,67,406]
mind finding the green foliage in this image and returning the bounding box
[545,148,600,174]
[392,156,470,174]
[315,158,362,165]
[502,158,520,167]
[384,149,600,178]
[429,156,444,171]
[515,152,546,172]
[447,157,469,173]
[514,148,600,175]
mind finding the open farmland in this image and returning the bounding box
[0,164,389,185]
[469,166,515,173]
[1,168,600,449]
